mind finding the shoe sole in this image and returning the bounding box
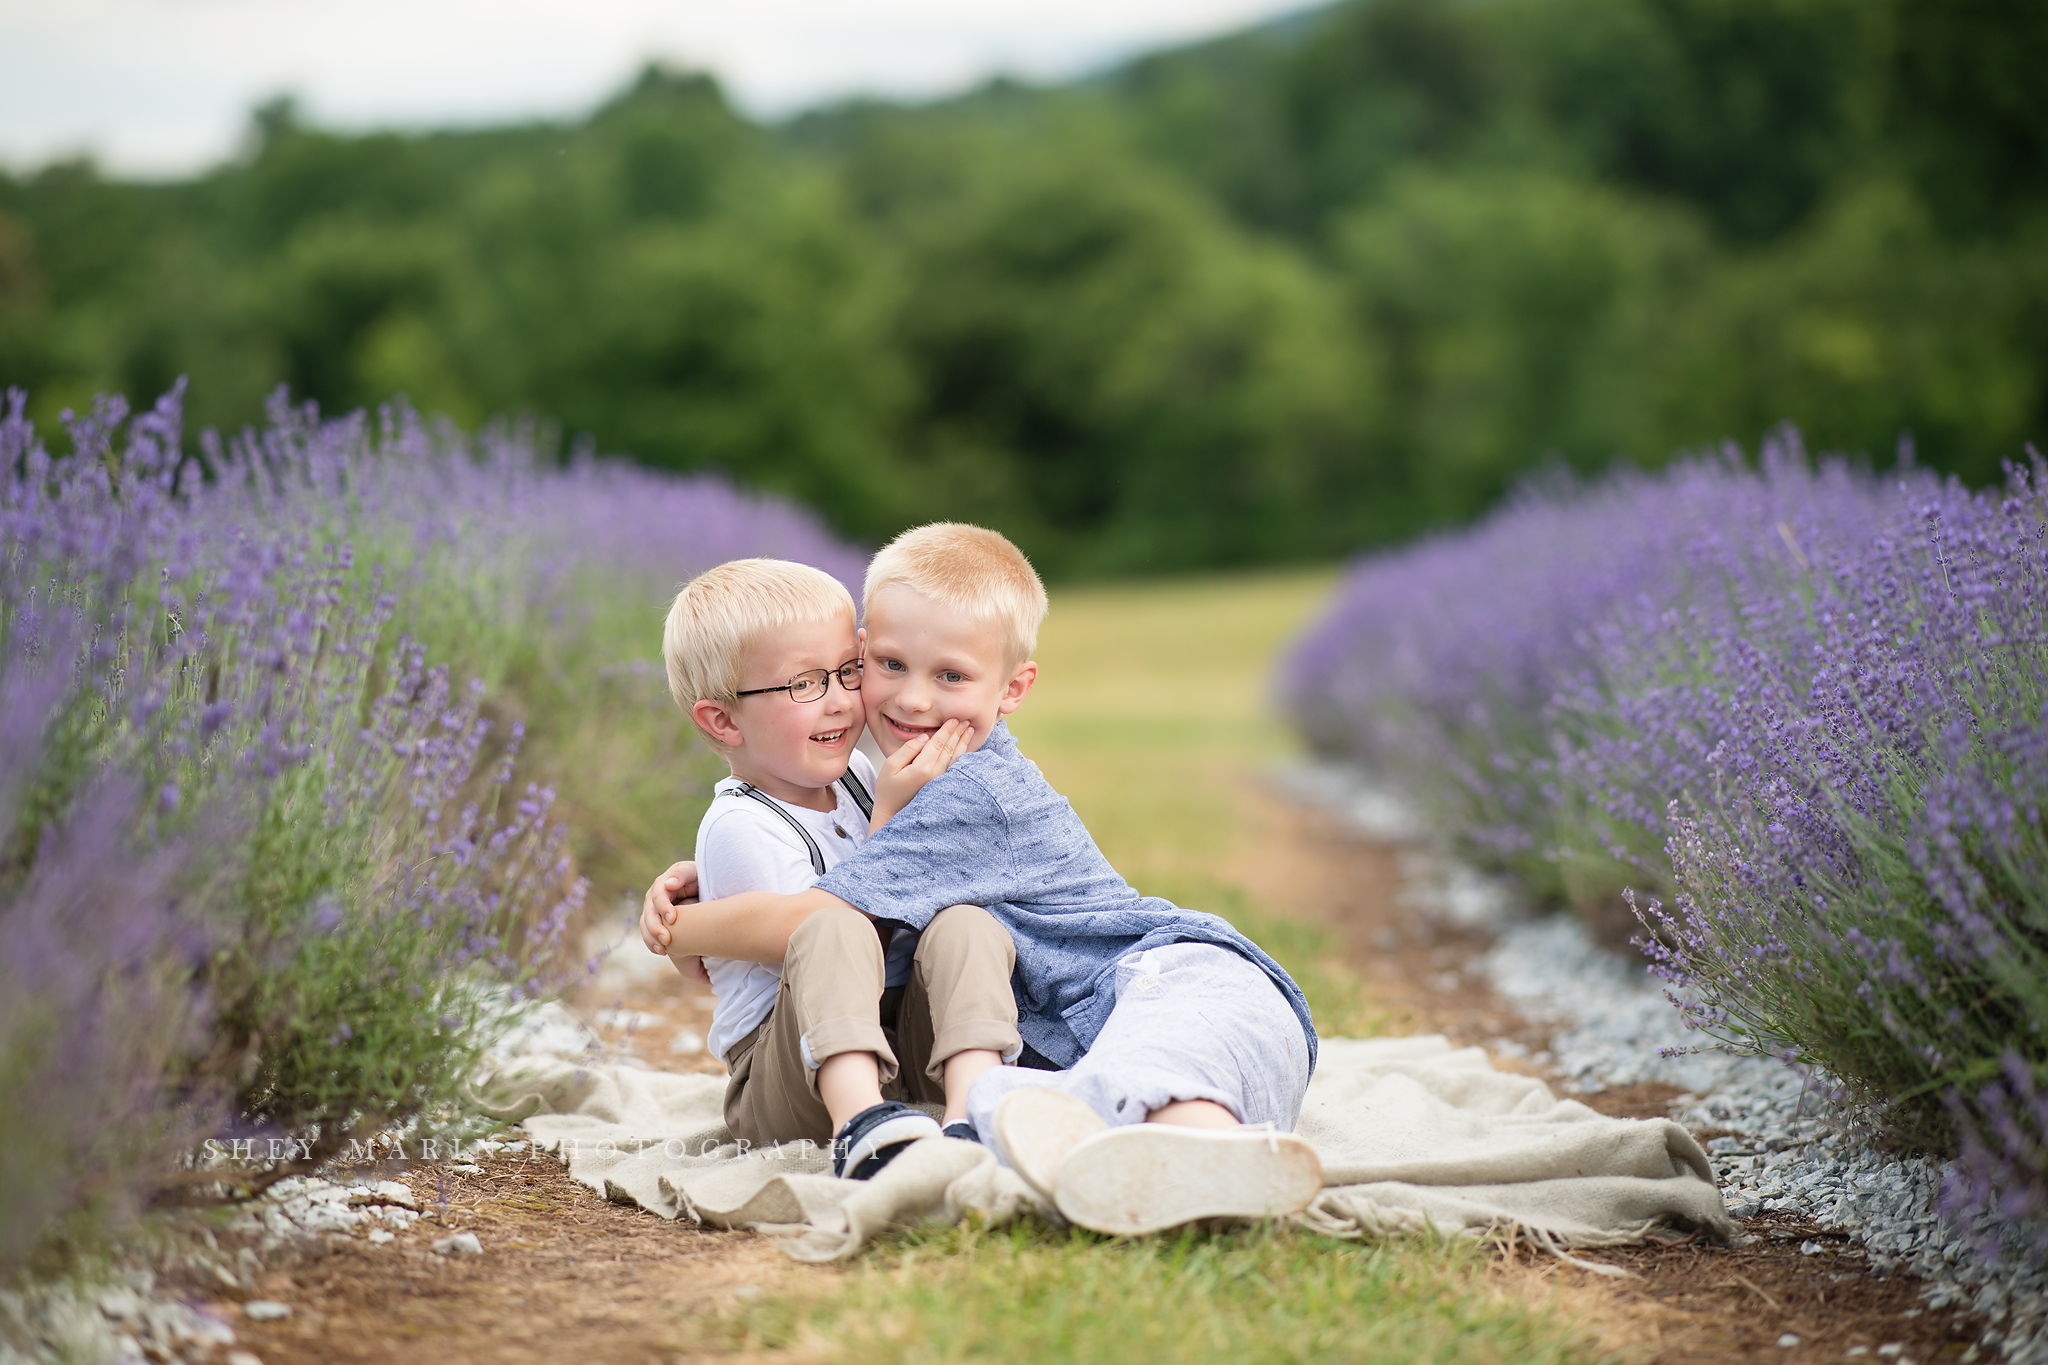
[1053,1126,1324,1236]
[992,1088,1106,1203]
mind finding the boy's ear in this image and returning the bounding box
[691,698,745,749]
[996,660,1038,715]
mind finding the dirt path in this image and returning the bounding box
[194,786,1981,1365]
[215,1160,803,1365]
[173,950,816,1365]
[1228,784,1981,1365]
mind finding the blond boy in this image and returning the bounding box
[646,529,1322,1233]
[660,559,1023,1179]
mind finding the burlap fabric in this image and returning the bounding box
[466,1033,1729,1264]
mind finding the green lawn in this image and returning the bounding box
[721,1222,1591,1365]
[1010,568,1337,883]
[708,570,1603,1365]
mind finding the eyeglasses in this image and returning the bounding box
[735,658,863,703]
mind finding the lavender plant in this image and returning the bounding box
[0,382,862,1271]
[1282,435,1901,920]
[1,396,217,1265]
[1284,436,2048,1260]
[0,703,202,1270]
[1631,459,2048,1254]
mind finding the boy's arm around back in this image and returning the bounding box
[640,861,860,964]
[642,792,879,965]
[640,745,1008,961]
[639,862,709,982]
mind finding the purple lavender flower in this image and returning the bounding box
[1284,432,2048,1261]
[2,379,864,1268]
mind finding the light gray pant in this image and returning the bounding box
[965,942,1313,1150]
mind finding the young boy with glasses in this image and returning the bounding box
[661,559,1024,1180]
[645,528,1322,1234]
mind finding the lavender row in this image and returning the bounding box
[1282,433,2048,1263]
[0,382,860,1271]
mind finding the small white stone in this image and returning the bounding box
[1877,1346,1905,1359]
[189,1311,238,1346]
[669,1029,705,1055]
[142,1304,187,1345]
[1779,1334,1802,1348]
[97,1288,143,1320]
[379,1179,417,1206]
[1847,1348,1870,1358]
[432,1233,483,1255]
[367,1229,394,1245]
[228,1353,265,1365]
[243,1300,291,1321]
[292,1201,361,1233]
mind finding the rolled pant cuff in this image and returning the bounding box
[924,1021,1024,1082]
[800,1018,898,1090]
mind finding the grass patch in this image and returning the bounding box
[1008,567,1383,1036]
[718,1221,1598,1365]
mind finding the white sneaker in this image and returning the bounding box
[1052,1125,1324,1236]
[992,1088,1107,1203]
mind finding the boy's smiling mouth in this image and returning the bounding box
[882,713,939,740]
[810,727,850,746]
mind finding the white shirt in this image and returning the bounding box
[694,752,907,1060]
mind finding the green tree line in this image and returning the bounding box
[1,0,2042,575]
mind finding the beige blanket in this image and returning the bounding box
[466,1034,1730,1263]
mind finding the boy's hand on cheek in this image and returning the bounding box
[917,716,975,775]
[872,718,974,830]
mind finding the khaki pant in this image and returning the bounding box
[722,904,1019,1145]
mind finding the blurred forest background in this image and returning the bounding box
[1,0,2042,577]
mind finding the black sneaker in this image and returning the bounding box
[831,1101,943,1179]
[943,1121,981,1144]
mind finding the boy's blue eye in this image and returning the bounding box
[941,672,964,684]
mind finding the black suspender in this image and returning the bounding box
[726,769,873,877]
[731,786,827,875]
[837,768,873,820]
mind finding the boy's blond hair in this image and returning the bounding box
[663,560,857,739]
[865,523,1049,667]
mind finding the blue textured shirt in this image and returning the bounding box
[815,720,1319,1072]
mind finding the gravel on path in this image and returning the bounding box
[1289,761,2048,1365]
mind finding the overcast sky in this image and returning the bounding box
[0,0,1309,178]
